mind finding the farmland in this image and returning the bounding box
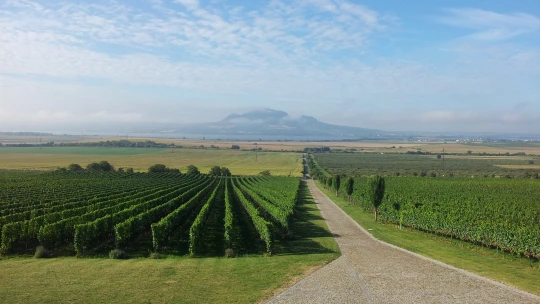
[0,170,306,257]
[314,152,540,178]
[0,172,339,303]
[0,147,302,176]
[311,153,540,258]
[335,177,540,259]
[309,152,540,293]
[315,182,540,295]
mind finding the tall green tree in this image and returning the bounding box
[98,160,115,172]
[86,162,100,171]
[259,170,271,176]
[367,175,386,222]
[327,176,333,189]
[334,175,341,196]
[68,163,83,171]
[209,166,222,176]
[186,165,200,175]
[221,167,231,176]
[148,164,167,173]
[345,177,354,202]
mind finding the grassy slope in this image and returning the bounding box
[0,147,303,176]
[315,181,540,296]
[0,182,339,304]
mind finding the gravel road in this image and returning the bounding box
[269,180,540,304]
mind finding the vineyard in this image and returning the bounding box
[0,171,301,257]
[333,177,540,259]
[313,152,539,178]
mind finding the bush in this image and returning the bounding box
[149,252,163,259]
[109,249,128,259]
[225,248,236,258]
[34,246,51,258]
[68,163,83,171]
[259,170,271,176]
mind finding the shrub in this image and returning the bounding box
[109,249,128,259]
[68,163,83,171]
[225,248,236,258]
[259,170,271,176]
[149,252,163,259]
[34,246,51,258]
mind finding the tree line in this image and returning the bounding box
[58,161,232,176]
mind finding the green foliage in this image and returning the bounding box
[86,162,100,171]
[231,178,273,254]
[109,249,127,259]
[345,177,354,201]
[148,252,163,259]
[186,165,200,175]
[231,144,240,150]
[259,170,271,176]
[148,164,177,173]
[98,161,115,172]
[68,163,83,171]
[333,175,341,196]
[348,177,540,259]
[367,175,385,221]
[0,171,301,257]
[34,245,51,258]
[316,152,538,178]
[189,180,222,256]
[224,248,236,258]
[85,161,115,172]
[221,167,231,176]
[151,180,216,251]
[209,166,223,176]
[223,179,234,252]
[148,164,167,172]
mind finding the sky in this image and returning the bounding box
[1,0,539,133]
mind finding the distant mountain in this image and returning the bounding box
[164,109,387,138]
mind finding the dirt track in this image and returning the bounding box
[269,180,540,304]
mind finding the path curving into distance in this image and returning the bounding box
[268,180,540,304]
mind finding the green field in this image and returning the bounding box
[314,152,540,178]
[0,147,303,176]
[0,182,339,303]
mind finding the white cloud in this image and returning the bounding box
[0,1,539,133]
[438,8,540,41]
[174,0,199,11]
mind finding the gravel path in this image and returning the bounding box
[269,180,540,304]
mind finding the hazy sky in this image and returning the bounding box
[1,0,539,133]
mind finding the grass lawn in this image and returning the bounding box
[0,147,303,176]
[315,181,540,296]
[0,182,339,303]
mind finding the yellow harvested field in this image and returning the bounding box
[495,165,540,169]
[75,137,540,155]
[3,135,540,155]
[0,147,303,176]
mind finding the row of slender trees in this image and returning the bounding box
[314,169,386,222]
